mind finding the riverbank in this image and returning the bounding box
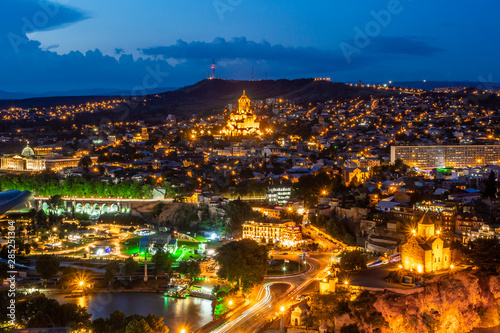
[46,291,214,332]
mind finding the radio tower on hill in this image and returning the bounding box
[211,58,216,79]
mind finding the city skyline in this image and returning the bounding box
[3,2,500,333]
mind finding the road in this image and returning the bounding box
[303,224,344,251]
[205,224,347,333]
[203,252,331,333]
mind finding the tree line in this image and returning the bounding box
[0,172,154,199]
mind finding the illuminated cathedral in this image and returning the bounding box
[222,91,261,136]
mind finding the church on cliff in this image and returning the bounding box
[401,213,451,273]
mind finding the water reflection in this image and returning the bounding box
[49,293,213,332]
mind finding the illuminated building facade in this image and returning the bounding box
[132,127,149,142]
[222,91,261,136]
[0,144,46,171]
[242,220,302,245]
[45,157,97,171]
[391,145,500,169]
[401,213,450,273]
[267,184,292,206]
[252,206,282,219]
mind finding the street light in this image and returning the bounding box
[180,329,186,333]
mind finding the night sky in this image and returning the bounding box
[2,0,499,93]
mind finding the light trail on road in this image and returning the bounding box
[212,282,294,333]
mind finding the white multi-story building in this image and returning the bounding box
[267,184,292,206]
[391,145,500,169]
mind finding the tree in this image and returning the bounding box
[92,311,168,333]
[340,251,367,271]
[177,261,201,281]
[141,314,169,333]
[78,156,93,169]
[223,200,258,235]
[47,195,65,213]
[104,261,121,285]
[36,255,60,281]
[124,257,139,281]
[36,209,48,226]
[92,310,127,333]
[216,239,268,292]
[483,170,497,198]
[467,237,500,273]
[17,294,91,329]
[60,266,79,288]
[151,251,173,279]
[126,319,154,333]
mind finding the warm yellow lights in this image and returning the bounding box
[417,265,423,274]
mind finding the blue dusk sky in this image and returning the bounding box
[1,0,499,93]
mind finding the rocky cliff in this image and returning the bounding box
[308,270,500,333]
[373,271,500,333]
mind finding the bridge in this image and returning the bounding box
[34,196,174,218]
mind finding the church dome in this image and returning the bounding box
[21,145,34,158]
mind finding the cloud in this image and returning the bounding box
[366,36,444,56]
[0,0,180,93]
[2,0,89,37]
[44,44,59,51]
[142,37,350,69]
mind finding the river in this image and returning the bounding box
[48,292,214,332]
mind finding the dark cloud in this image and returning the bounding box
[366,36,444,56]
[142,37,349,69]
[0,0,179,93]
[115,48,124,55]
[2,0,89,36]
